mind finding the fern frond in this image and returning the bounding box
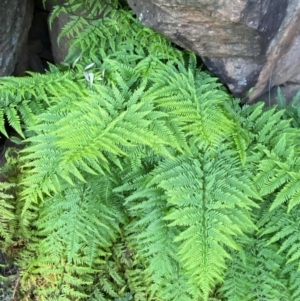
[276,86,300,128]
[120,171,201,301]
[220,235,289,301]
[253,123,300,212]
[145,147,258,299]
[0,71,84,137]
[20,174,123,300]
[20,71,188,213]
[0,182,17,249]
[146,61,233,148]
[0,143,26,247]
[282,261,300,300]
[58,15,89,43]
[259,204,300,266]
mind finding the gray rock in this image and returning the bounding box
[0,0,34,76]
[127,0,300,103]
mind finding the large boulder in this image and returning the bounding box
[127,0,300,102]
[0,0,34,76]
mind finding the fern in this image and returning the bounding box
[0,182,16,249]
[149,148,258,298]
[147,58,233,148]
[19,75,178,214]
[0,144,24,249]
[2,0,300,300]
[0,69,86,137]
[220,235,289,300]
[259,204,300,267]
[19,174,124,300]
[276,86,300,127]
[282,261,300,300]
[118,170,200,300]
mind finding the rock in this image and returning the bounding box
[127,0,300,103]
[0,0,34,76]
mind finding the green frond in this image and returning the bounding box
[253,130,300,212]
[48,5,65,29]
[282,261,300,300]
[20,70,190,213]
[122,173,201,300]
[276,86,300,128]
[146,147,258,299]
[0,110,8,136]
[0,70,85,137]
[231,127,249,166]
[0,144,25,245]
[145,62,233,148]
[5,106,23,137]
[19,174,123,300]
[220,235,289,301]
[242,102,265,126]
[259,205,300,266]
[59,15,89,43]
[270,175,300,212]
[0,182,17,249]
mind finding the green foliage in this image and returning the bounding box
[1,0,300,300]
[276,86,300,127]
[0,70,84,137]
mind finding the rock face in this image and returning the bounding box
[127,0,300,102]
[0,0,34,76]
